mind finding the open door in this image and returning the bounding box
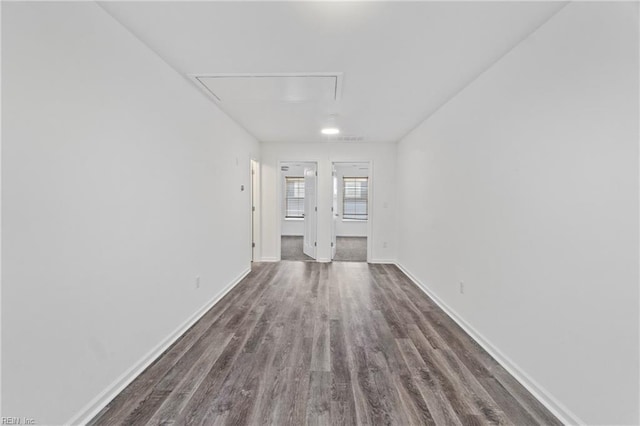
[303,167,317,259]
[331,168,338,260]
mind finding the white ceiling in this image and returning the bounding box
[100,2,565,143]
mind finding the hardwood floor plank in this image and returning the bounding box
[396,337,460,426]
[306,371,332,426]
[90,261,560,426]
[350,345,379,426]
[174,304,266,426]
[330,378,357,426]
[407,323,488,422]
[310,267,330,372]
[146,331,235,425]
[310,317,330,372]
[330,319,350,383]
[277,337,313,425]
[121,390,171,426]
[369,266,408,339]
[250,265,307,425]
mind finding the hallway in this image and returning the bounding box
[90,262,560,425]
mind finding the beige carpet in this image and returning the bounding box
[334,236,367,262]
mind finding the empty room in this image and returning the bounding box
[2,1,638,425]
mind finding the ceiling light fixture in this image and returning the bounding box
[321,127,340,135]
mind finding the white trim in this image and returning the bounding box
[187,72,344,103]
[66,267,252,426]
[250,158,261,262]
[0,1,4,417]
[395,262,584,426]
[369,259,396,264]
[259,257,280,263]
[366,162,373,263]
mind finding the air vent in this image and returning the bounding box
[332,135,364,142]
[190,73,343,103]
[281,166,290,171]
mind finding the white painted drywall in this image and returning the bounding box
[281,219,304,236]
[396,3,639,424]
[333,164,369,237]
[2,2,259,424]
[261,142,396,262]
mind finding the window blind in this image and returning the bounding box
[285,177,305,218]
[343,177,368,220]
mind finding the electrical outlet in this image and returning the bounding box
[196,276,200,289]
[459,282,464,294]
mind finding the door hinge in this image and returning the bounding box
[314,206,317,212]
[252,206,255,212]
[331,207,334,212]
[331,242,334,247]
[315,171,318,176]
[252,242,255,248]
[252,169,255,175]
[314,242,317,247]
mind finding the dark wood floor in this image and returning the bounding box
[90,262,561,426]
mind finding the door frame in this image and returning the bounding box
[250,158,260,262]
[330,160,373,263]
[276,160,318,261]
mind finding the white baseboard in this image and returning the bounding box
[369,258,396,264]
[395,262,584,426]
[66,267,252,426]
[259,257,280,262]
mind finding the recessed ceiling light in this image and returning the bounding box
[321,128,340,135]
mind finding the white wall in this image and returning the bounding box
[334,164,368,237]
[261,142,396,262]
[396,3,638,425]
[2,3,259,424]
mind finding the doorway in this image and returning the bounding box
[279,161,317,261]
[250,159,259,262]
[331,162,370,262]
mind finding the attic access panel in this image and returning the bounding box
[191,73,343,103]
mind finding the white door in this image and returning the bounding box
[331,169,338,260]
[303,167,317,259]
